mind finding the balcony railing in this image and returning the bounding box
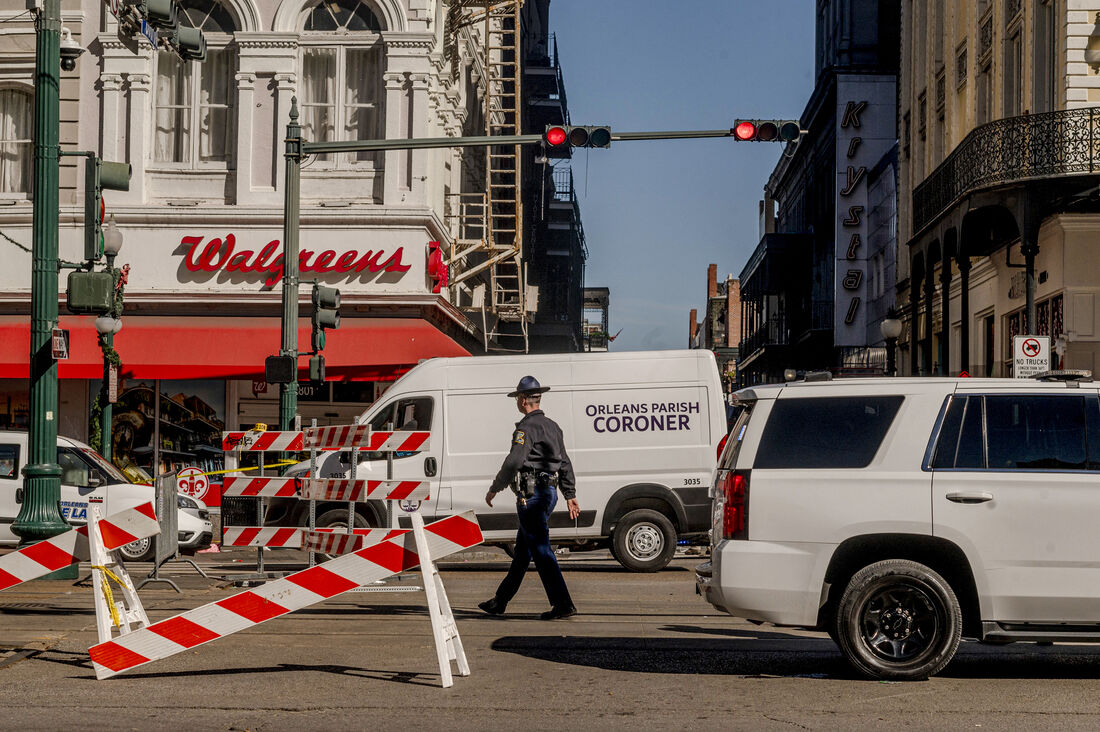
[913,106,1100,233]
[740,316,788,356]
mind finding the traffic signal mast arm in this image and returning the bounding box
[300,129,745,155]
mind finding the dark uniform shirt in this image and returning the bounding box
[489,409,576,499]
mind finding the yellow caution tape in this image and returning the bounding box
[191,460,299,479]
[91,564,125,628]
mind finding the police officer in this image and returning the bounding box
[479,376,579,620]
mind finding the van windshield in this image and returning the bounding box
[77,448,131,484]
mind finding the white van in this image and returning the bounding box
[272,350,727,571]
[0,431,213,561]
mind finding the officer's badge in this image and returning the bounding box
[513,430,525,445]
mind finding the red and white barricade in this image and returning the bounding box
[0,501,161,647]
[89,511,482,685]
[300,477,430,503]
[221,476,298,498]
[0,502,159,590]
[221,527,303,548]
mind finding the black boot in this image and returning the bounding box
[478,597,506,615]
[540,605,576,620]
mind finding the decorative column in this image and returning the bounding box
[923,264,935,375]
[408,72,431,207]
[126,72,151,204]
[958,254,971,373]
[100,74,123,161]
[939,259,952,375]
[233,72,256,204]
[382,70,406,205]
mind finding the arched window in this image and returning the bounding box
[299,0,385,168]
[153,0,237,165]
[0,87,33,195]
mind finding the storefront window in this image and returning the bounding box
[96,379,226,483]
[0,380,29,430]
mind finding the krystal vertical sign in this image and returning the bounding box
[833,76,896,347]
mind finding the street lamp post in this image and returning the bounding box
[881,309,903,377]
[12,0,71,568]
[96,216,124,462]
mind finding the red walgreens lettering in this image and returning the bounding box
[181,236,411,286]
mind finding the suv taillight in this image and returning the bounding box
[716,433,729,461]
[720,469,749,540]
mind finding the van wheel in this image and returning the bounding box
[315,509,375,561]
[612,509,676,572]
[118,537,155,563]
[834,559,962,680]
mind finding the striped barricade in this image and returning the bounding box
[221,476,299,498]
[221,430,304,452]
[0,503,160,591]
[300,478,430,503]
[305,425,431,453]
[221,527,303,549]
[302,527,405,555]
[88,510,483,680]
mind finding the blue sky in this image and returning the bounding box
[550,1,817,351]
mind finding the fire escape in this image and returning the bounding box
[444,0,529,352]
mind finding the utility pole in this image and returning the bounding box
[13,0,72,575]
[278,100,302,432]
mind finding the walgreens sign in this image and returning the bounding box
[181,234,412,287]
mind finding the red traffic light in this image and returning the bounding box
[734,121,756,141]
[545,126,567,146]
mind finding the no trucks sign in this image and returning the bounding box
[1013,335,1050,378]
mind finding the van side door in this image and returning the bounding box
[349,392,447,524]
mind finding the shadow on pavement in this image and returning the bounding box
[30,651,444,687]
[659,623,812,641]
[491,635,1100,680]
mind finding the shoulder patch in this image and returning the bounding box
[513,430,525,445]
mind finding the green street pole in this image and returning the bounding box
[279,98,302,432]
[13,0,73,577]
[101,252,116,463]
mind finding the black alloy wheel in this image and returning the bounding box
[834,559,962,680]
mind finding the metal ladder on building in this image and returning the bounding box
[444,0,528,352]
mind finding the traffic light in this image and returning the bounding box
[66,271,114,314]
[175,25,206,61]
[310,283,340,352]
[143,0,177,30]
[732,119,802,143]
[543,125,612,150]
[427,241,448,294]
[84,158,131,262]
[309,354,325,383]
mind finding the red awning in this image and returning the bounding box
[0,315,470,381]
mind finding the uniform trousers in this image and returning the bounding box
[493,481,573,609]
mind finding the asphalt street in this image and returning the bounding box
[2,548,1100,730]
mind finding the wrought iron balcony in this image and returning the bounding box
[912,106,1100,234]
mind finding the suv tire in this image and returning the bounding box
[612,509,676,572]
[834,559,962,680]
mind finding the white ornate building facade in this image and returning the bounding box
[0,0,500,463]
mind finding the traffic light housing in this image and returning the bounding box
[175,25,207,61]
[265,354,296,384]
[309,354,325,383]
[544,125,612,150]
[427,241,448,294]
[732,119,802,143]
[143,0,177,30]
[66,271,115,314]
[84,158,131,262]
[310,283,340,352]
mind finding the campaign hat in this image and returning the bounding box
[507,375,551,397]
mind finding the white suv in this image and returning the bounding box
[696,373,1100,680]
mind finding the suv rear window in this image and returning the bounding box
[753,395,903,469]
